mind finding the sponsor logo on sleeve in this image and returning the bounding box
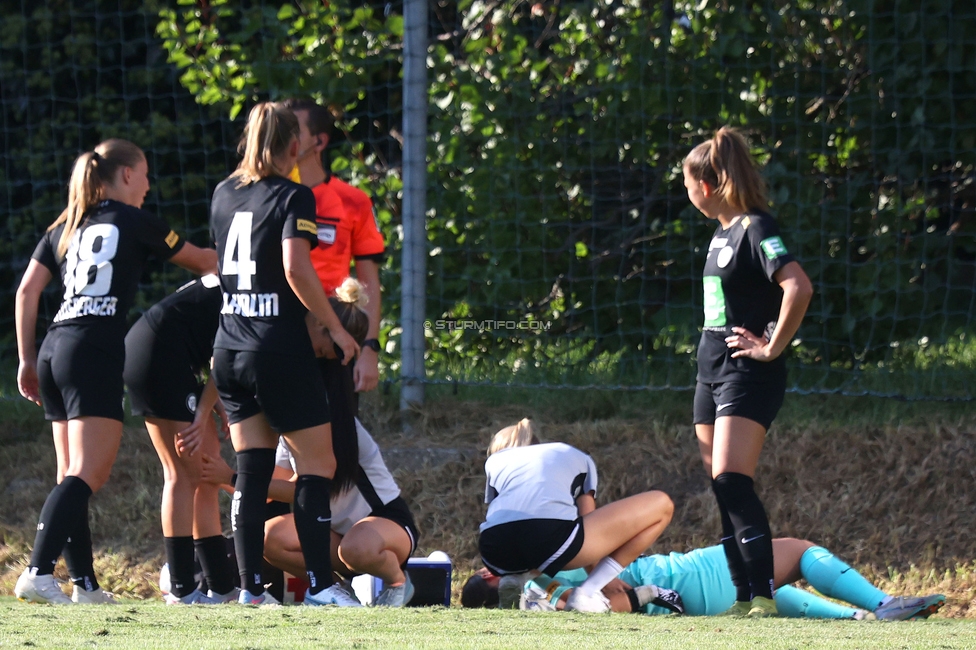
[164,230,180,248]
[760,236,788,260]
[297,219,317,235]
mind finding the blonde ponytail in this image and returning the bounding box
[48,139,145,258]
[230,102,300,187]
[488,418,539,455]
[684,126,768,214]
[334,277,369,310]
[329,277,370,344]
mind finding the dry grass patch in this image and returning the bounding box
[2,392,975,616]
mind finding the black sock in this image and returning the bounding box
[63,500,99,592]
[712,478,751,602]
[195,535,236,596]
[232,448,275,595]
[163,536,196,598]
[713,472,775,600]
[293,474,334,595]
[29,476,92,576]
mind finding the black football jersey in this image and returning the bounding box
[142,275,222,369]
[32,200,185,350]
[209,176,319,356]
[697,210,796,383]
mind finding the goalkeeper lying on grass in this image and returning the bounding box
[463,537,944,620]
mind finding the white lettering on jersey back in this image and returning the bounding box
[221,292,279,317]
[53,295,119,322]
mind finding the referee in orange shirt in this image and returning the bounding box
[283,99,384,402]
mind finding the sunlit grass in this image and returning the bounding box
[0,600,974,649]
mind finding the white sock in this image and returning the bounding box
[634,584,660,607]
[576,557,623,597]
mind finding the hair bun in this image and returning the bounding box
[334,277,369,309]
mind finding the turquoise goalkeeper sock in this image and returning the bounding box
[774,585,862,619]
[800,546,888,610]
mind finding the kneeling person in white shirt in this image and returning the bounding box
[202,418,417,607]
[479,418,674,612]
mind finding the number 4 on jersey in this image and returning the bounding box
[222,212,257,290]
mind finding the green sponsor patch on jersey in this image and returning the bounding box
[760,236,788,260]
[703,276,726,327]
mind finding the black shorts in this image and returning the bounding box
[693,380,786,430]
[37,329,124,422]
[479,517,584,577]
[372,496,420,559]
[212,348,329,434]
[123,318,203,422]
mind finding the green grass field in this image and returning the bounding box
[0,600,974,649]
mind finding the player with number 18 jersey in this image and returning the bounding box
[31,199,185,421]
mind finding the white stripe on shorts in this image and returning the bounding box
[537,522,580,574]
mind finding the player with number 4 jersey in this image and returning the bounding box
[683,127,813,618]
[14,139,217,605]
[209,102,359,607]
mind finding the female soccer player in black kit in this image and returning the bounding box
[123,275,239,604]
[14,138,217,604]
[209,102,359,605]
[682,127,813,617]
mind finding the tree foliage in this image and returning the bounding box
[0,0,232,366]
[157,0,976,392]
[3,0,973,394]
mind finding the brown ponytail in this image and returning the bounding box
[230,102,300,186]
[684,126,768,214]
[48,139,145,257]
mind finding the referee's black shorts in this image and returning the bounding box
[37,328,124,422]
[212,348,329,433]
[693,379,786,431]
[123,317,203,422]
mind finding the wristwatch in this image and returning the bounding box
[362,338,381,352]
